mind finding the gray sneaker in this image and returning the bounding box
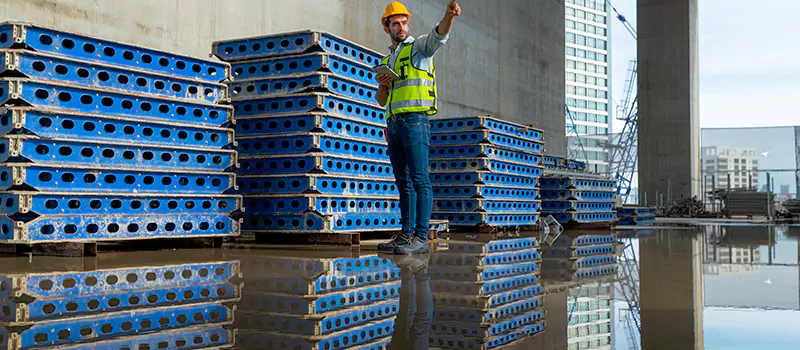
[378,234,410,253]
[390,250,431,272]
[393,236,430,255]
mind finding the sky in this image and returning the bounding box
[607,0,800,132]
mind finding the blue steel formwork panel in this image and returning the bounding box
[243,195,399,215]
[541,264,618,281]
[429,116,544,142]
[236,299,398,336]
[0,79,233,128]
[541,244,617,259]
[239,281,401,316]
[540,211,617,224]
[429,322,545,350]
[430,172,538,188]
[431,310,544,339]
[430,131,544,154]
[238,154,393,179]
[243,270,400,297]
[50,325,235,350]
[553,234,616,247]
[1,50,229,103]
[230,53,379,87]
[433,296,544,324]
[617,206,656,217]
[618,216,655,226]
[543,155,567,169]
[213,30,384,67]
[0,192,241,216]
[0,136,237,172]
[239,211,400,233]
[0,108,235,151]
[0,164,236,194]
[0,302,234,349]
[235,113,386,143]
[432,284,545,310]
[443,237,539,255]
[432,185,538,200]
[233,93,386,125]
[236,134,388,161]
[538,176,615,191]
[429,263,539,283]
[0,213,239,243]
[431,212,538,227]
[540,189,615,201]
[237,319,395,350]
[430,144,542,166]
[430,158,544,178]
[236,175,398,197]
[540,200,614,212]
[434,199,540,213]
[236,254,396,278]
[431,250,541,268]
[0,22,230,83]
[431,273,539,296]
[541,254,616,270]
[230,73,379,105]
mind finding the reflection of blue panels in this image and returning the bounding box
[429,172,538,188]
[0,214,237,242]
[430,145,542,166]
[0,261,239,299]
[431,273,539,296]
[542,255,616,270]
[540,189,615,201]
[429,322,545,350]
[444,237,538,254]
[432,285,544,310]
[53,325,234,350]
[213,30,384,66]
[1,137,236,172]
[240,281,401,315]
[231,73,378,105]
[237,134,388,160]
[431,250,540,267]
[233,93,386,125]
[230,53,379,87]
[554,234,615,247]
[243,268,400,296]
[243,196,398,215]
[239,255,396,277]
[541,211,616,224]
[429,116,543,142]
[237,318,395,350]
[239,211,400,233]
[431,310,543,338]
[2,23,227,83]
[0,164,235,194]
[431,212,538,227]
[2,302,232,349]
[430,131,544,154]
[433,199,540,212]
[237,299,398,336]
[433,296,543,324]
[2,50,228,103]
[0,192,241,216]
[237,175,398,197]
[0,108,234,150]
[235,114,385,143]
[541,244,616,259]
[430,263,539,282]
[541,201,613,212]
[2,79,232,127]
[2,282,240,322]
[238,154,393,179]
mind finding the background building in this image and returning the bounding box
[701,146,760,191]
[568,282,614,350]
[565,0,612,174]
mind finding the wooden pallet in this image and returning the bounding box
[0,237,224,257]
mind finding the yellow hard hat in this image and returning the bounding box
[382,1,411,25]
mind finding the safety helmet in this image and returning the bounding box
[382,1,411,26]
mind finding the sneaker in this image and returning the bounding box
[390,250,431,272]
[393,236,430,255]
[377,234,410,253]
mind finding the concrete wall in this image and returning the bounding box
[1,0,566,156]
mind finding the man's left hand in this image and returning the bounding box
[446,0,461,17]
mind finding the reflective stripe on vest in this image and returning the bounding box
[381,43,437,118]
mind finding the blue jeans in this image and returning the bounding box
[387,112,432,241]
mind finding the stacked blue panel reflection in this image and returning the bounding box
[429,116,544,227]
[213,31,402,234]
[541,233,618,281]
[0,22,240,245]
[429,237,545,349]
[234,254,399,350]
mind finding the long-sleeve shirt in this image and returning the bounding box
[385,25,450,74]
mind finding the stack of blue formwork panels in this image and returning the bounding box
[429,237,546,349]
[234,254,399,350]
[429,116,545,229]
[616,206,656,226]
[0,23,240,251]
[0,256,241,348]
[212,31,401,237]
[543,155,586,172]
[540,233,619,281]
[539,175,617,226]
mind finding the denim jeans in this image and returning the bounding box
[387,112,432,241]
[389,267,433,350]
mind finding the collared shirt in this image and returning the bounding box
[385,25,450,75]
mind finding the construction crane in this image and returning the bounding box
[608,60,638,203]
[566,106,589,164]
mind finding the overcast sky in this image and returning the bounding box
[608,0,800,132]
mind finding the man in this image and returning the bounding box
[376,0,461,255]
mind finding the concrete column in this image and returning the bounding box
[640,231,704,349]
[637,0,700,202]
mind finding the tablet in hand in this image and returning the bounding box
[372,65,400,80]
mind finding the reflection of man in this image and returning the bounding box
[388,252,433,350]
[376,0,462,255]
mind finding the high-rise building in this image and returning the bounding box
[568,282,614,350]
[701,146,760,191]
[565,0,612,174]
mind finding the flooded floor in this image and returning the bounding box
[1,224,799,349]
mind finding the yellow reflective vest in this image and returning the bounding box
[381,43,438,118]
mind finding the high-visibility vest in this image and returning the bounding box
[381,43,437,117]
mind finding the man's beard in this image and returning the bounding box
[391,31,407,43]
